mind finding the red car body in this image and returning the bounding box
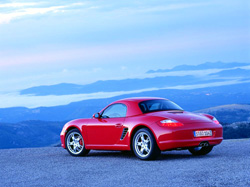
[60,97,223,159]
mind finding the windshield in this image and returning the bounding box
[139,99,183,113]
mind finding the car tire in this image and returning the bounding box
[188,146,213,156]
[65,129,90,156]
[132,128,161,160]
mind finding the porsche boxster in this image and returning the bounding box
[60,97,223,160]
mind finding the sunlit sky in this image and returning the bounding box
[0,0,249,93]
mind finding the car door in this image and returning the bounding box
[86,103,127,146]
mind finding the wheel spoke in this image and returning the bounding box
[73,146,77,152]
[141,135,145,141]
[140,147,145,154]
[145,147,150,153]
[76,146,81,151]
[145,137,150,143]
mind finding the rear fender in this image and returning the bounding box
[129,124,160,150]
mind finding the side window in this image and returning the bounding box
[149,102,161,110]
[102,104,127,118]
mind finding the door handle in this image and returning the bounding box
[115,123,123,128]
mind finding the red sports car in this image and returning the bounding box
[60,97,223,160]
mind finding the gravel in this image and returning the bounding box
[0,139,250,187]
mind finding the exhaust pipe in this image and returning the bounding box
[199,141,210,147]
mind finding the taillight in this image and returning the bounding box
[212,117,220,124]
[158,119,183,127]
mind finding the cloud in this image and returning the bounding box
[0,1,216,24]
[0,2,85,24]
[0,2,39,8]
[0,2,38,8]
[105,2,213,15]
[0,27,248,69]
[138,2,213,13]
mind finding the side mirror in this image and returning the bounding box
[93,113,101,119]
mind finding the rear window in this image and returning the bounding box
[139,99,183,113]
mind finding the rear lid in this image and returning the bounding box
[146,110,212,124]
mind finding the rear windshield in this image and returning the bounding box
[139,99,183,113]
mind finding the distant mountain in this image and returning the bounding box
[21,83,83,96]
[20,62,250,96]
[223,121,250,139]
[210,68,250,77]
[20,75,226,96]
[195,104,250,123]
[2,82,250,123]
[147,62,249,73]
[0,120,65,149]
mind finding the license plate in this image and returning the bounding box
[194,130,212,137]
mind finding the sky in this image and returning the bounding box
[0,0,249,107]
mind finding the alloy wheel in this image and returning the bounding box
[134,132,152,158]
[66,132,84,155]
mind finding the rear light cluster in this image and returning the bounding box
[212,117,220,125]
[158,119,183,127]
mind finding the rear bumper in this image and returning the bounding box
[156,123,223,151]
[158,137,223,151]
